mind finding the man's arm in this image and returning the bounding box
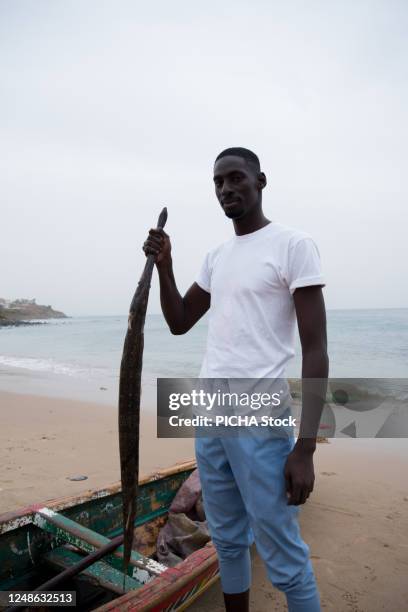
[143,228,210,334]
[284,285,329,505]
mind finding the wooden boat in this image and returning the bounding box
[0,460,219,611]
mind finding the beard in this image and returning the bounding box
[223,204,246,219]
[224,209,242,219]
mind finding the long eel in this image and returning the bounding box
[118,206,168,576]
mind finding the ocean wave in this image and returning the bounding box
[0,355,91,379]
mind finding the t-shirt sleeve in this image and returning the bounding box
[286,237,325,295]
[196,252,211,293]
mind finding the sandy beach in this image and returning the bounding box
[1,390,407,611]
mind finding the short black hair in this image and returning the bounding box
[215,147,260,172]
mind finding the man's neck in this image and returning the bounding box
[233,210,271,236]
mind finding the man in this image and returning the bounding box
[143,147,328,611]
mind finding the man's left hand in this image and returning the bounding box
[284,446,315,506]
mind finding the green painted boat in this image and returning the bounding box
[0,460,219,611]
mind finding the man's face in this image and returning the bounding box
[213,155,262,220]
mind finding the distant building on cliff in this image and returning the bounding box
[9,298,36,309]
[0,298,67,320]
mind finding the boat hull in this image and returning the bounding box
[0,460,219,611]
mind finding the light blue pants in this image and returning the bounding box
[195,432,321,611]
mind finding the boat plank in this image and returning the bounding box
[44,547,142,594]
[33,509,166,579]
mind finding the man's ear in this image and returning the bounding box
[258,172,267,190]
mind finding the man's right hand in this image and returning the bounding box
[143,228,172,266]
[143,227,210,334]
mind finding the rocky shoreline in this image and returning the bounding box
[0,319,47,328]
[0,298,67,328]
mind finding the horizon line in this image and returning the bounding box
[69,306,408,317]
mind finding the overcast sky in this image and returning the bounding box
[1,0,407,315]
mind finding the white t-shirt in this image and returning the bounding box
[196,222,325,379]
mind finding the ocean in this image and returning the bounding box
[0,309,407,408]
